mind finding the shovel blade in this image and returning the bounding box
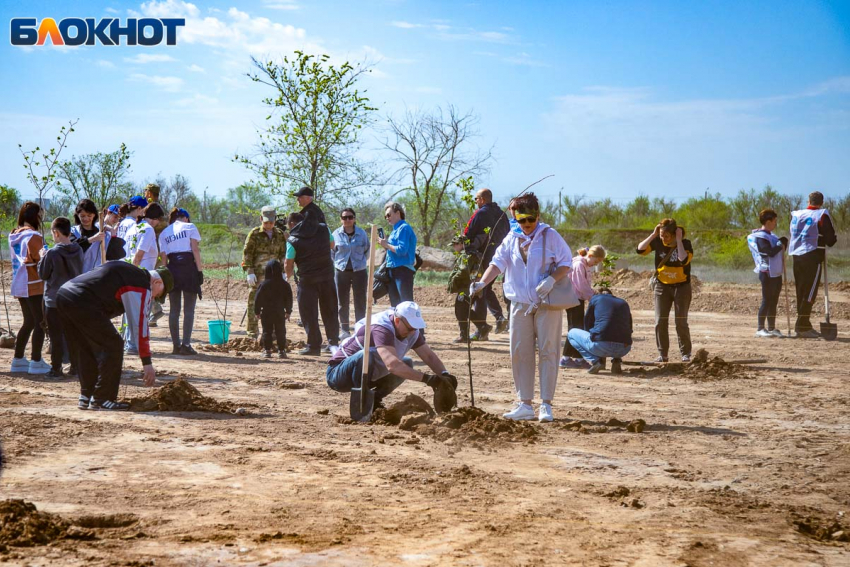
[820,322,838,341]
[349,386,376,422]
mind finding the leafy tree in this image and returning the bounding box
[54,143,132,213]
[225,183,271,228]
[383,105,493,246]
[676,192,732,230]
[236,51,380,205]
[0,185,21,221]
[197,189,228,225]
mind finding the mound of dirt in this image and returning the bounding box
[628,349,756,381]
[127,378,237,413]
[371,394,539,445]
[604,269,654,287]
[793,515,849,543]
[203,278,250,302]
[0,500,70,548]
[832,281,850,292]
[203,338,306,353]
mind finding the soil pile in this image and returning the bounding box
[203,278,250,302]
[793,515,849,543]
[127,378,236,413]
[203,338,306,353]
[628,349,755,381]
[604,269,653,287]
[0,500,69,548]
[372,394,539,445]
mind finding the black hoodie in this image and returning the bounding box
[37,242,84,307]
[254,259,293,317]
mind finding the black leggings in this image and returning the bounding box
[758,272,783,331]
[562,300,585,358]
[15,296,44,361]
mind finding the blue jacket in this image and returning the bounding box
[332,225,370,272]
[585,293,633,346]
[386,220,417,270]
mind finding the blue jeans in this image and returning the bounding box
[326,348,412,402]
[567,328,631,364]
[386,266,415,307]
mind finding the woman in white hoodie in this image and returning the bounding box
[8,201,50,374]
[560,245,606,369]
[471,193,572,423]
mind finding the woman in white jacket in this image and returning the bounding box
[471,193,572,423]
[560,245,606,369]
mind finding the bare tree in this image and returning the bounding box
[382,105,493,246]
[158,174,193,211]
[55,143,132,211]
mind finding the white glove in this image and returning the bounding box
[535,276,556,299]
[246,273,257,286]
[469,282,487,297]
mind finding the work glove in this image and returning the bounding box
[246,273,257,286]
[441,371,458,391]
[469,281,487,297]
[198,271,204,286]
[423,373,457,413]
[535,276,556,299]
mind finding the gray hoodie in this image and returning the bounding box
[37,242,84,307]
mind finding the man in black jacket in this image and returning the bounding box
[57,262,174,410]
[463,188,510,338]
[285,213,340,356]
[293,186,326,225]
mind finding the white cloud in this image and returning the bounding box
[390,21,423,29]
[96,59,115,68]
[128,73,184,92]
[262,0,299,10]
[187,64,206,73]
[105,7,120,14]
[124,53,177,64]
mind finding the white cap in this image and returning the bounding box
[394,301,426,329]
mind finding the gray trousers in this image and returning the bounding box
[509,301,562,402]
[653,281,692,357]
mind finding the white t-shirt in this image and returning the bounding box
[126,221,159,270]
[158,221,201,255]
[117,217,137,257]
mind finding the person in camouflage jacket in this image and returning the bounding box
[447,236,485,343]
[242,206,288,337]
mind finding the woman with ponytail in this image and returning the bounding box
[560,245,606,369]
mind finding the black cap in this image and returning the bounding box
[293,186,314,198]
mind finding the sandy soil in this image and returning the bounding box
[1,280,849,566]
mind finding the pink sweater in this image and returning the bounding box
[570,255,594,301]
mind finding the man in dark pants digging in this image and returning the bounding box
[57,262,173,410]
[325,301,458,411]
[789,191,838,338]
[463,188,509,338]
[285,212,340,356]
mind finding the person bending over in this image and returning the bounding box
[567,289,633,375]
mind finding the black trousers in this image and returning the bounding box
[758,272,783,331]
[471,281,503,328]
[335,268,367,331]
[14,296,45,361]
[793,251,822,333]
[484,284,505,321]
[454,294,485,336]
[261,311,287,352]
[57,293,124,402]
[45,306,66,371]
[653,281,692,358]
[562,300,586,358]
[298,278,340,350]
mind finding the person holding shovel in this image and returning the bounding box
[326,301,458,412]
[747,209,788,338]
[789,191,838,338]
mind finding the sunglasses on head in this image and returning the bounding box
[341,215,355,220]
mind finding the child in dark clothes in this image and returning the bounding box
[254,259,293,358]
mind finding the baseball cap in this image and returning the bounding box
[107,204,120,215]
[129,196,148,208]
[261,206,276,222]
[292,186,314,198]
[394,301,426,329]
[176,208,190,221]
[153,267,174,302]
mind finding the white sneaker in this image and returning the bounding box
[755,329,773,338]
[768,329,785,338]
[538,403,554,423]
[10,357,29,373]
[339,330,351,341]
[503,403,535,421]
[28,359,51,375]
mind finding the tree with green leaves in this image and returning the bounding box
[54,143,132,213]
[18,119,77,214]
[236,51,381,205]
[0,185,21,221]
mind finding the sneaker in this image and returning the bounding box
[611,358,623,375]
[263,350,273,359]
[179,345,198,356]
[90,399,130,411]
[150,310,165,324]
[339,330,351,341]
[495,319,509,334]
[78,395,90,410]
[653,356,669,363]
[172,346,181,355]
[538,403,554,423]
[559,356,577,369]
[503,403,535,421]
[148,321,158,328]
[10,357,29,373]
[66,365,78,378]
[682,354,691,363]
[28,359,51,375]
[575,358,591,369]
[470,323,493,341]
[298,347,321,356]
[755,329,773,338]
[796,329,820,339]
[46,368,65,379]
[587,361,603,374]
[278,351,288,359]
[321,344,331,353]
[768,329,785,338]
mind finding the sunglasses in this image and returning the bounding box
[515,214,537,225]
[385,213,393,219]
[341,215,355,220]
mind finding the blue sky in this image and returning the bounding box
[2,0,849,207]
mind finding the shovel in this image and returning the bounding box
[350,224,379,422]
[820,248,838,341]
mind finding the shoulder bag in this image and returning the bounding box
[539,228,579,310]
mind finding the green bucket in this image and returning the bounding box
[207,320,231,345]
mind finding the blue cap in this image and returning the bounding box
[176,208,190,221]
[108,204,120,215]
[129,196,148,208]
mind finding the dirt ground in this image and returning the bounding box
[1,278,849,566]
